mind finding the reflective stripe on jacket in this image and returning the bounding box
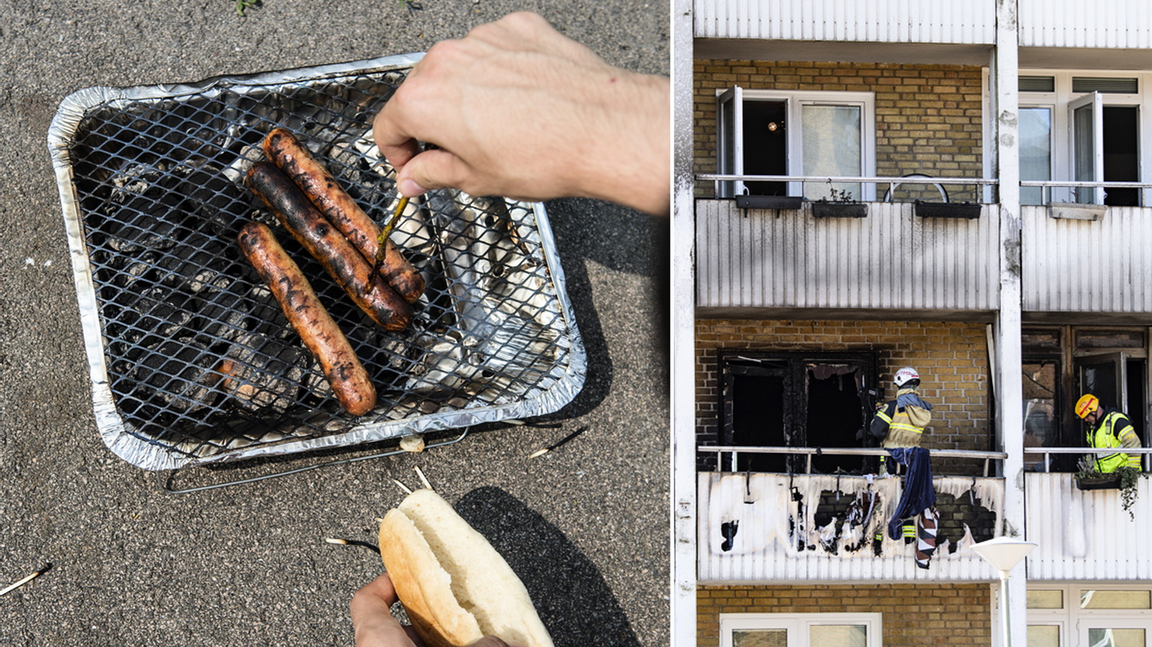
[871,388,932,449]
[1087,409,1143,473]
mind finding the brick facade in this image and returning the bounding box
[696,320,993,471]
[694,60,985,199]
[697,584,993,647]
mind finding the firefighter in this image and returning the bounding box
[869,367,933,448]
[1075,394,1143,473]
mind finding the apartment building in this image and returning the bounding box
[671,2,1152,646]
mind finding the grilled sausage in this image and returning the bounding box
[262,127,426,303]
[246,162,412,332]
[236,222,377,416]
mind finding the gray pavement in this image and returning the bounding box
[0,1,669,645]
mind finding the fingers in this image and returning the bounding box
[350,574,419,647]
[372,106,423,171]
[396,148,474,198]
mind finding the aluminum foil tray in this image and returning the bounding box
[47,54,586,471]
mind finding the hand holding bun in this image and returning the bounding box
[377,489,553,647]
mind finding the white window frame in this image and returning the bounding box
[1012,71,1150,205]
[719,612,883,647]
[1026,584,1152,647]
[715,88,877,200]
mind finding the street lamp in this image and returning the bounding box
[973,536,1038,647]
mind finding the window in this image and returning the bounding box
[719,352,877,474]
[717,88,876,200]
[1022,327,1148,472]
[1017,72,1145,206]
[1027,585,1152,647]
[720,613,882,647]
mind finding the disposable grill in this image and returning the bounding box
[48,54,586,473]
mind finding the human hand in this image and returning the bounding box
[373,11,669,215]
[350,573,517,647]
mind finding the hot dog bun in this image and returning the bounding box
[378,489,553,647]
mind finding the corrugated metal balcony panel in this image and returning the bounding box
[693,0,996,44]
[1025,472,1152,581]
[1019,0,1152,49]
[1023,206,1152,314]
[695,200,1000,313]
[697,472,1003,583]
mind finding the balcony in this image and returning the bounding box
[696,446,1006,583]
[695,174,999,318]
[695,174,1152,322]
[693,0,1152,55]
[693,0,995,45]
[1024,448,1152,581]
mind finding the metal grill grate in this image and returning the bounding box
[49,55,584,470]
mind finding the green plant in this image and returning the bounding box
[1116,466,1145,519]
[236,0,260,17]
[820,180,856,203]
[1076,463,1146,520]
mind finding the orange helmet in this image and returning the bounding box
[1075,394,1100,419]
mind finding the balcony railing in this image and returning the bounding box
[1024,446,1152,472]
[696,173,997,203]
[699,445,1007,476]
[1020,180,1152,207]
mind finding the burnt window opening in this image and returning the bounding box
[1024,326,1148,472]
[720,351,878,475]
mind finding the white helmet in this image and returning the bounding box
[894,367,920,388]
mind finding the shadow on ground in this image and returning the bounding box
[456,486,641,647]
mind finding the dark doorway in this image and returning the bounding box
[1075,352,1147,471]
[1104,106,1140,206]
[742,100,788,196]
[805,365,866,474]
[729,371,786,472]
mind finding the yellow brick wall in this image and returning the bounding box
[695,320,992,455]
[694,61,985,199]
[697,584,993,647]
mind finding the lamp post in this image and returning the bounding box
[973,536,1038,647]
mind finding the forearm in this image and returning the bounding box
[571,71,670,215]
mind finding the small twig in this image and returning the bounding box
[414,465,432,490]
[393,479,413,495]
[529,426,589,459]
[0,563,52,596]
[325,538,381,555]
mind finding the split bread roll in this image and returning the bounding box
[378,489,554,647]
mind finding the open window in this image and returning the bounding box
[1023,327,1148,472]
[1076,351,1146,451]
[716,87,875,200]
[1069,91,1104,205]
[1019,74,1144,206]
[720,352,878,474]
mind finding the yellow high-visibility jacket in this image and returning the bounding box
[870,387,933,449]
[1087,408,1143,473]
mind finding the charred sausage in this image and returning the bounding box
[236,221,377,416]
[262,127,426,303]
[246,162,412,332]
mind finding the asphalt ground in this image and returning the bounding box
[0,1,670,645]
